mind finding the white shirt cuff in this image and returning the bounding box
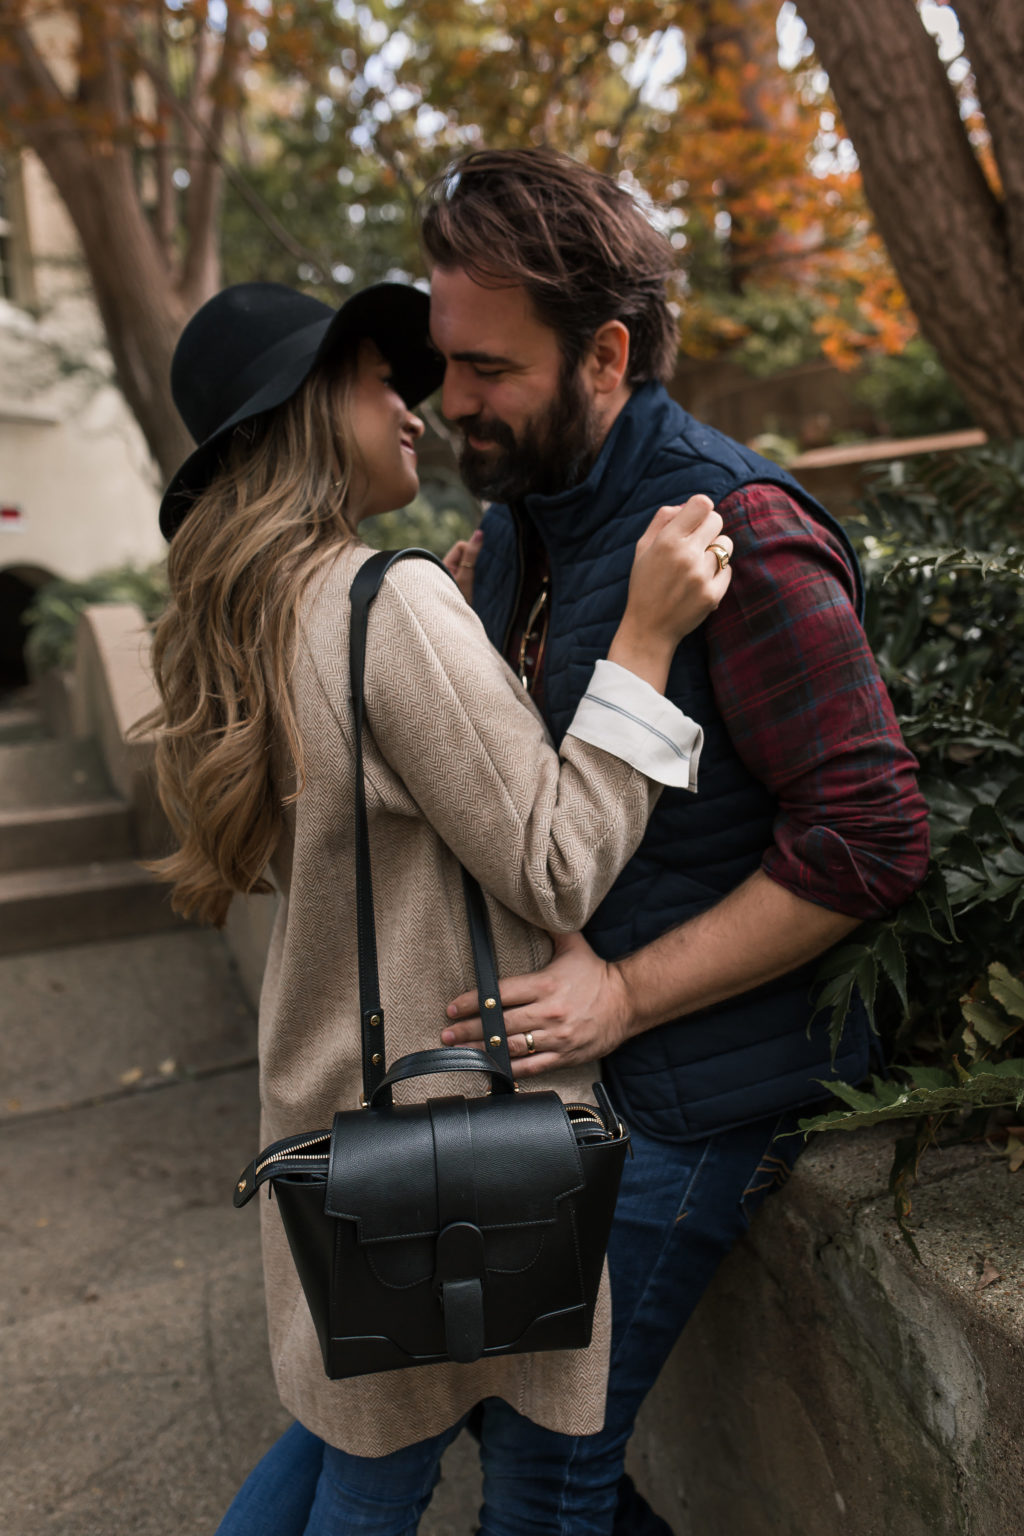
[565,659,703,792]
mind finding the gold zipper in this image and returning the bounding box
[566,1104,606,1127]
[255,1132,330,1180]
[255,1107,614,1184]
[566,1103,625,1138]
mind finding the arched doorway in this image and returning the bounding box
[0,564,54,698]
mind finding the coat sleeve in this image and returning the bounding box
[318,557,669,932]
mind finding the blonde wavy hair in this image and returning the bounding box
[144,361,358,927]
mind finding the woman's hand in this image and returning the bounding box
[442,527,484,604]
[627,495,732,644]
[607,495,732,691]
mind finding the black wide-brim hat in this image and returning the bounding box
[159,281,444,540]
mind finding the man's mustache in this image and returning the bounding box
[454,415,516,448]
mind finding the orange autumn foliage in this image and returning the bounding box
[3,0,986,384]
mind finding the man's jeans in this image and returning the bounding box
[215,1109,802,1536]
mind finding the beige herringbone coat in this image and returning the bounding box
[258,543,659,1457]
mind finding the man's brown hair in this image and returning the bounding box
[420,148,678,386]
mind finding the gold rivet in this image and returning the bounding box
[372,1052,382,1066]
[370,1014,381,1027]
[237,1179,247,1192]
[484,997,497,1010]
[489,1035,501,1047]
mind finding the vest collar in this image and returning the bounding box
[517,381,680,551]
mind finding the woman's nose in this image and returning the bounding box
[406,411,425,439]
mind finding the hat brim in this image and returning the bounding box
[159,283,443,540]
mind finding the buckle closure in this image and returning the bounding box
[433,1221,487,1364]
[432,1220,485,1294]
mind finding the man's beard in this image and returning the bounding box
[455,362,604,503]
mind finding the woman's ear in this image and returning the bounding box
[583,319,630,397]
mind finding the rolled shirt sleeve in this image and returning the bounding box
[566,660,703,791]
[707,484,930,920]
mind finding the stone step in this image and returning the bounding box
[0,735,111,812]
[0,705,47,745]
[0,859,184,956]
[0,797,134,873]
[0,929,257,1119]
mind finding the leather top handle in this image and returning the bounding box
[349,550,515,1107]
[367,1047,515,1106]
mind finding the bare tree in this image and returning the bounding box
[796,0,1024,437]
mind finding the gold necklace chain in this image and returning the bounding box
[518,577,550,692]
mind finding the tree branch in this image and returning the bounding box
[796,0,1024,434]
[597,34,667,176]
[0,10,75,148]
[124,35,342,293]
[152,12,176,261]
[954,0,1024,302]
[366,121,422,219]
[181,5,246,301]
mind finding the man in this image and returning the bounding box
[425,148,928,1530]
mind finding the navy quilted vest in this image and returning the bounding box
[473,381,870,1141]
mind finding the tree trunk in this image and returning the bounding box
[0,9,222,481]
[954,1,1024,299]
[796,0,1024,438]
[42,141,198,480]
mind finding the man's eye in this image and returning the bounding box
[473,366,504,379]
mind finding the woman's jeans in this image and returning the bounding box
[215,1109,802,1536]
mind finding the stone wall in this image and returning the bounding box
[1,116,163,588]
[628,1126,1023,1535]
[70,603,166,855]
[0,298,164,586]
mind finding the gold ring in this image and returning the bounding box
[707,542,731,572]
[525,1032,536,1054]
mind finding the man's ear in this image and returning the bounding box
[583,319,630,397]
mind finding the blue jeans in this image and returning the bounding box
[216,1110,801,1536]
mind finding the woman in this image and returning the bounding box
[151,279,731,1535]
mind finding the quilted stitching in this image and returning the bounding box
[474,382,869,1139]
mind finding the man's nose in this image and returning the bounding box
[441,363,480,423]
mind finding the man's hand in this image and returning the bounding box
[441,931,632,1078]
[441,872,862,1080]
[442,527,484,604]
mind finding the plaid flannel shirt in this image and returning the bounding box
[706,482,930,918]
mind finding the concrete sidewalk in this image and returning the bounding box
[0,933,482,1535]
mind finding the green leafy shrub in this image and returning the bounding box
[800,443,1024,1245]
[23,562,170,673]
[852,337,973,439]
[721,289,827,378]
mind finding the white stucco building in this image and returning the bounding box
[0,148,164,689]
